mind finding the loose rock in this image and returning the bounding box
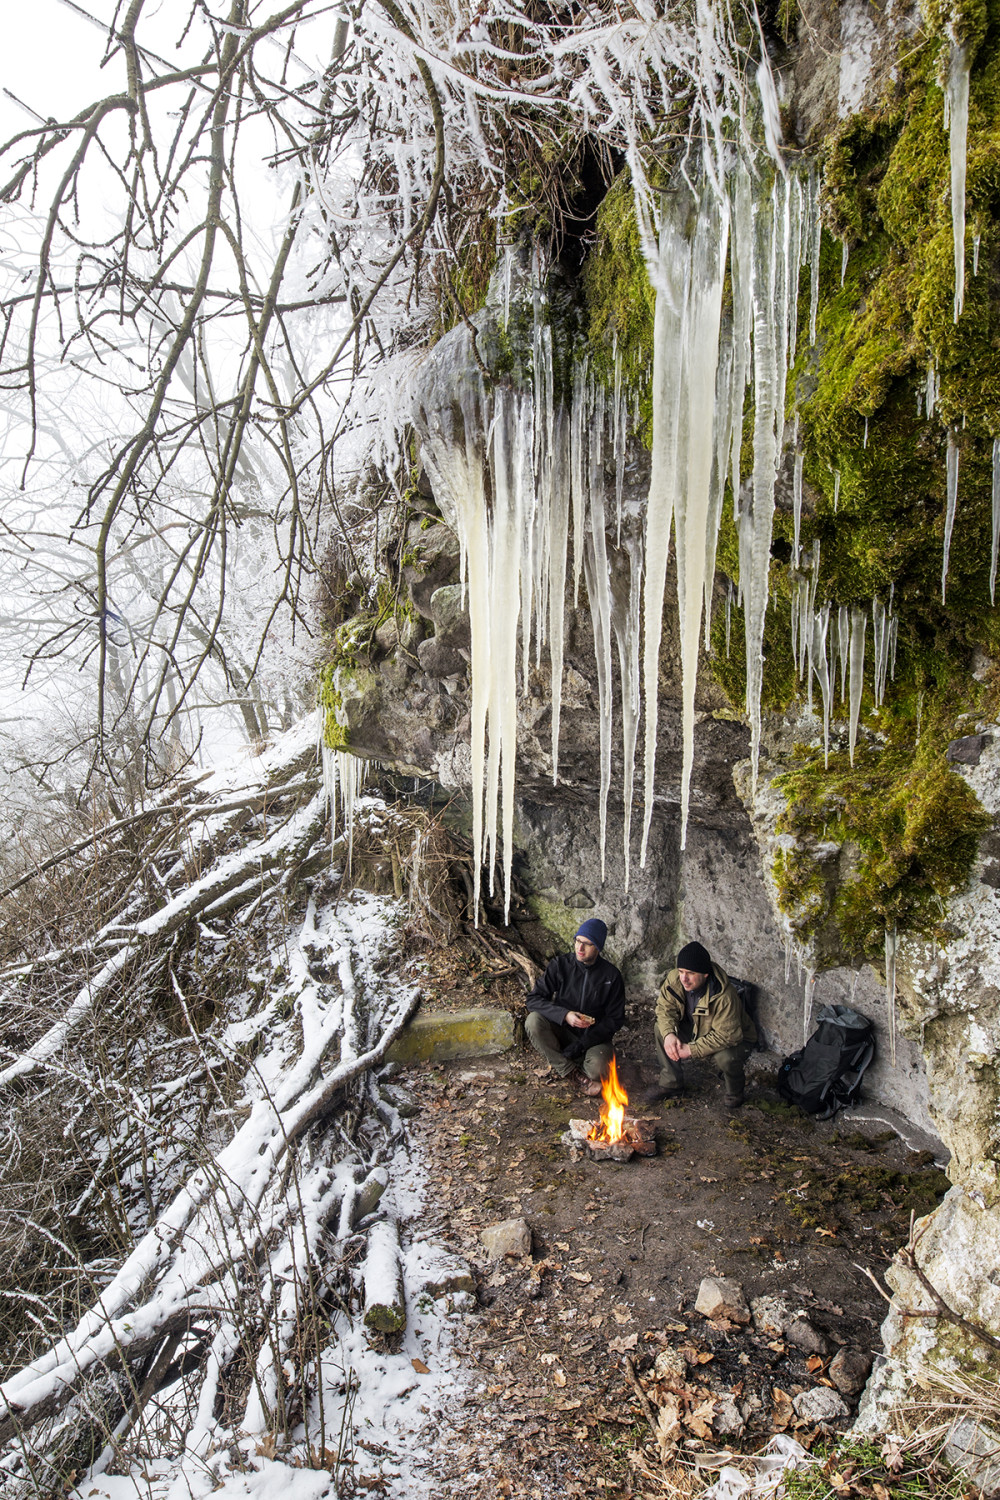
[792,1386,849,1424]
[828,1346,873,1396]
[945,1417,1000,1498]
[785,1315,831,1357]
[480,1217,532,1259]
[750,1294,789,1338]
[695,1276,750,1324]
[713,1394,745,1438]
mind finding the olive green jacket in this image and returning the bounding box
[656,963,757,1059]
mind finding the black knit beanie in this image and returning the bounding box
[676,940,711,973]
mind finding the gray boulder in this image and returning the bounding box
[480,1217,532,1259]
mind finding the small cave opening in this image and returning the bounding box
[554,136,624,274]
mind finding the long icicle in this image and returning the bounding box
[676,188,729,849]
[942,430,960,602]
[640,195,687,867]
[848,605,866,764]
[745,177,784,792]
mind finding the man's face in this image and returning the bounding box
[677,967,708,991]
[575,937,599,966]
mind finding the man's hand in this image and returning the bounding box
[565,1011,594,1029]
[662,1032,691,1061]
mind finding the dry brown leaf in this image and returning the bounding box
[411,1357,430,1374]
[655,1395,683,1457]
[538,1352,558,1365]
[806,1356,824,1373]
[568,1270,593,1283]
[815,1226,837,1238]
[873,1485,891,1500]
[555,1241,571,1251]
[607,1332,639,1354]
[611,1305,632,1324]
[684,1399,716,1440]
[553,1369,567,1387]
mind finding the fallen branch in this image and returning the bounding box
[0,983,419,1444]
[0,789,331,1085]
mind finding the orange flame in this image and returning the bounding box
[588,1055,629,1144]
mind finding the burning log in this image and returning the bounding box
[561,1058,657,1161]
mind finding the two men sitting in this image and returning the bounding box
[525,924,756,1110]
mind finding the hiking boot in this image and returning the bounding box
[577,1076,604,1097]
[724,1093,745,1111]
[641,1084,684,1105]
[542,1068,576,1086]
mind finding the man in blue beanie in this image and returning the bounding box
[524,918,625,1095]
[645,939,756,1109]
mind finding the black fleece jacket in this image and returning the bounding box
[525,952,626,1060]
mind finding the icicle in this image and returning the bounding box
[942,430,959,603]
[991,437,1000,605]
[808,167,822,347]
[640,199,686,867]
[803,968,816,1047]
[848,605,866,763]
[642,181,730,862]
[570,360,588,608]
[840,240,849,285]
[837,603,850,703]
[744,177,785,793]
[787,176,803,368]
[322,746,368,873]
[704,337,734,648]
[872,596,887,709]
[612,532,643,892]
[884,923,897,1067]
[725,578,733,655]
[675,190,729,849]
[484,388,525,910]
[832,469,840,514]
[729,165,754,524]
[792,424,803,570]
[863,416,869,449]
[613,345,626,544]
[974,233,981,276]
[548,410,571,783]
[584,461,614,880]
[756,58,785,174]
[811,603,832,767]
[946,43,971,322]
[926,362,938,419]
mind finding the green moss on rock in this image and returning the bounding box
[772,698,991,957]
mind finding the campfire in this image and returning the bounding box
[563,1058,656,1162]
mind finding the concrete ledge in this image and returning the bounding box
[386,1006,516,1064]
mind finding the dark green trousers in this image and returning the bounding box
[526,1012,614,1080]
[654,1019,753,1100]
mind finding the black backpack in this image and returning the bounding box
[777,1004,875,1120]
[729,976,762,1048]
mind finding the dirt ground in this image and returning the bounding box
[391,1002,951,1499]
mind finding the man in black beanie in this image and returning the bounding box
[525,918,625,1096]
[645,940,756,1109]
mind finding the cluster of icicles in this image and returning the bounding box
[418,161,829,920]
[416,32,980,924]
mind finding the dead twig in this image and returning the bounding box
[623,1354,662,1451]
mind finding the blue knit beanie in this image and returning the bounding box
[575,918,608,950]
